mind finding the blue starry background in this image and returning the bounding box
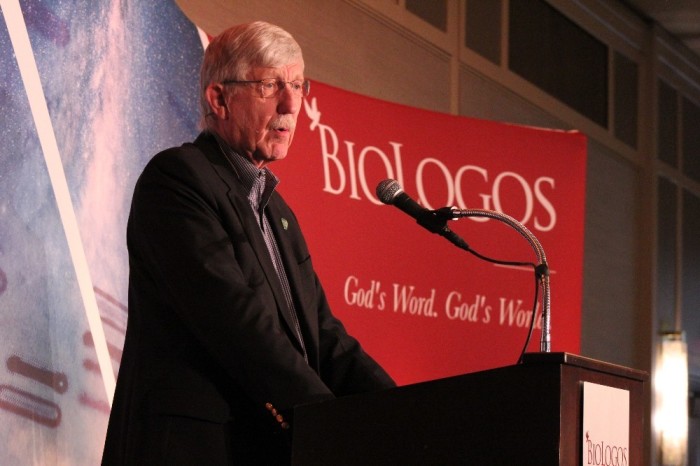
[0,0,202,463]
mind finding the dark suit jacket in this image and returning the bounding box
[102,133,395,465]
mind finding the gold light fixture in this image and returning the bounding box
[654,331,688,466]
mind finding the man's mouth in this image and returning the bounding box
[269,115,296,134]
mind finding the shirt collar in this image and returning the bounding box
[211,132,279,212]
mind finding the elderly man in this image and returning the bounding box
[102,21,394,465]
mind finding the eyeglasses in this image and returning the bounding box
[221,78,311,98]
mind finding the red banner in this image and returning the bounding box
[275,81,587,385]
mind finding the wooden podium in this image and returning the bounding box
[292,353,648,465]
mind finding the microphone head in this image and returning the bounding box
[376,179,403,205]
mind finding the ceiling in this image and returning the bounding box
[623,0,700,59]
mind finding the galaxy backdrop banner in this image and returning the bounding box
[0,1,586,463]
[0,0,201,463]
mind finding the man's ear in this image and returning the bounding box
[205,83,229,120]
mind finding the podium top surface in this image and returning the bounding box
[522,352,648,382]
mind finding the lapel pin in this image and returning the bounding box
[281,218,289,230]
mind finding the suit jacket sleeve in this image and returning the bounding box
[313,273,396,395]
[265,194,396,397]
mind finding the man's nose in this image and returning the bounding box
[276,85,300,115]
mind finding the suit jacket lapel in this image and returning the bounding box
[266,200,320,363]
[193,134,308,355]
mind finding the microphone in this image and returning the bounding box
[376,179,428,223]
[376,179,468,248]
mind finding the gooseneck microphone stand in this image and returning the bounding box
[444,207,551,353]
[376,179,551,354]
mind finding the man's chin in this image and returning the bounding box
[254,146,289,166]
